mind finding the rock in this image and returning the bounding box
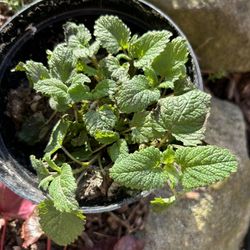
[143,98,250,250]
[148,0,250,72]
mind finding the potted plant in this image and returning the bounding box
[0,0,237,246]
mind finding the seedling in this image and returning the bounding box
[13,15,237,245]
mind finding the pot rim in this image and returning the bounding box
[0,0,203,213]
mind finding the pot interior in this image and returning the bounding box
[0,0,202,208]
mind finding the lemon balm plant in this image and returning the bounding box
[13,15,237,245]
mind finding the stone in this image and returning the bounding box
[148,0,250,72]
[143,98,250,250]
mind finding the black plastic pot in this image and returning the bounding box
[0,0,203,213]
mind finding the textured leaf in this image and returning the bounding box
[49,164,78,212]
[162,146,175,166]
[73,41,100,59]
[129,31,172,68]
[104,55,130,81]
[92,79,116,99]
[30,155,49,181]
[144,67,158,86]
[38,199,85,246]
[155,90,211,145]
[175,146,238,189]
[110,147,167,190]
[64,22,92,47]
[116,75,160,113]
[84,107,117,136]
[14,61,49,86]
[34,78,68,102]
[174,78,196,95]
[49,96,70,112]
[152,37,189,84]
[45,118,70,155]
[130,111,162,143]
[107,139,129,162]
[94,130,119,145]
[94,15,131,54]
[48,44,75,82]
[67,72,91,102]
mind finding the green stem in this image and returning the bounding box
[62,146,88,167]
[73,154,100,174]
[72,104,79,123]
[45,111,58,126]
[45,157,61,173]
[157,133,170,149]
[92,144,107,154]
[91,56,99,69]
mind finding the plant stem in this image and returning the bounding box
[72,104,79,123]
[47,238,51,250]
[62,146,89,167]
[73,154,99,174]
[121,127,132,134]
[45,157,61,173]
[91,56,99,69]
[157,133,170,149]
[92,144,107,154]
[45,111,57,126]
[167,180,178,197]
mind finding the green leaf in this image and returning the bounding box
[174,78,196,95]
[144,67,158,86]
[67,73,91,102]
[49,96,70,112]
[94,130,119,145]
[162,146,175,166]
[151,196,176,212]
[45,118,70,156]
[76,60,97,76]
[14,60,49,86]
[116,75,160,113]
[162,147,179,188]
[152,37,189,84]
[39,175,54,191]
[94,15,131,54]
[38,199,85,246]
[84,107,117,136]
[107,139,129,162]
[130,111,162,143]
[104,55,130,81]
[34,78,68,102]
[73,41,100,59]
[175,146,238,189]
[92,79,116,99]
[155,90,211,146]
[49,163,78,212]
[64,22,92,47]
[110,147,168,190]
[48,44,76,82]
[129,30,172,68]
[30,155,49,181]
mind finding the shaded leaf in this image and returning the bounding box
[38,199,85,246]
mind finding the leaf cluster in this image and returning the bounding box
[14,15,238,246]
